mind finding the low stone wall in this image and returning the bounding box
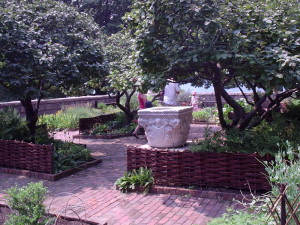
[0,95,116,116]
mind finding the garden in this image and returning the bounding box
[0,0,300,224]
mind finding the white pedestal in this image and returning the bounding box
[138,106,193,148]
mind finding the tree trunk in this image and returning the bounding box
[115,91,135,124]
[20,97,38,142]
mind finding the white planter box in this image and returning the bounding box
[138,106,193,148]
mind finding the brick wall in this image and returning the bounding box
[0,95,116,117]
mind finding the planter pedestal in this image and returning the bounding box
[138,106,193,148]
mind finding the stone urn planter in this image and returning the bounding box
[138,106,193,148]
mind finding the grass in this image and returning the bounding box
[38,105,120,131]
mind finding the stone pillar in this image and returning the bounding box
[138,106,193,148]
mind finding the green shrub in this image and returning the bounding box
[0,108,30,141]
[53,140,93,173]
[262,141,300,220]
[91,112,136,135]
[115,167,154,193]
[192,110,211,122]
[283,98,300,120]
[209,142,300,225]
[5,182,48,225]
[38,106,103,131]
[208,211,269,225]
[191,114,300,155]
[177,90,191,103]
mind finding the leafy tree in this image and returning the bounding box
[126,0,300,130]
[0,0,107,138]
[60,0,132,34]
[103,32,144,123]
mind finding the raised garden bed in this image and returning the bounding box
[73,133,132,140]
[117,184,253,202]
[0,139,101,181]
[79,113,117,133]
[127,146,273,191]
[0,204,102,225]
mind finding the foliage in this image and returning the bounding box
[52,140,93,173]
[0,0,107,137]
[102,31,144,124]
[191,114,300,155]
[115,167,154,193]
[262,141,300,219]
[177,90,191,103]
[91,112,136,135]
[192,110,211,122]
[126,0,300,130]
[0,108,30,141]
[283,98,300,121]
[61,0,132,34]
[223,99,253,123]
[38,106,103,131]
[207,211,269,225]
[5,182,48,225]
[209,142,300,225]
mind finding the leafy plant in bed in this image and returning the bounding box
[115,167,154,193]
[0,108,95,175]
[191,113,300,156]
[90,112,136,137]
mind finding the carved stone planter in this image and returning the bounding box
[138,106,193,148]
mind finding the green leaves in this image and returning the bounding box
[115,167,154,193]
[0,0,107,99]
[5,182,48,225]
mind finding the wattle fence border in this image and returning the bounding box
[0,140,53,173]
[127,146,273,191]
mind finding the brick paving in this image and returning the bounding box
[0,124,234,225]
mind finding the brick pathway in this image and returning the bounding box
[0,124,233,225]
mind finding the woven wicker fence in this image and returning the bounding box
[127,147,273,191]
[79,113,117,133]
[0,140,53,173]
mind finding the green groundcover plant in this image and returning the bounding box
[115,167,154,193]
[208,141,300,225]
[191,113,300,156]
[38,105,120,131]
[5,182,48,225]
[0,108,30,141]
[91,112,137,136]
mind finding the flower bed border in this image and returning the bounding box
[0,158,102,181]
[73,133,132,140]
[0,204,101,225]
[116,185,253,202]
[127,146,273,191]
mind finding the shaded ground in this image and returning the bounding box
[0,124,234,225]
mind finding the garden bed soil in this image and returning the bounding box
[0,204,101,225]
[0,159,102,181]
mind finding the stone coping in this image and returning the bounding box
[0,159,102,181]
[0,95,114,106]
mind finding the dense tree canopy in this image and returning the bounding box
[0,0,107,136]
[60,0,132,34]
[126,0,300,129]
